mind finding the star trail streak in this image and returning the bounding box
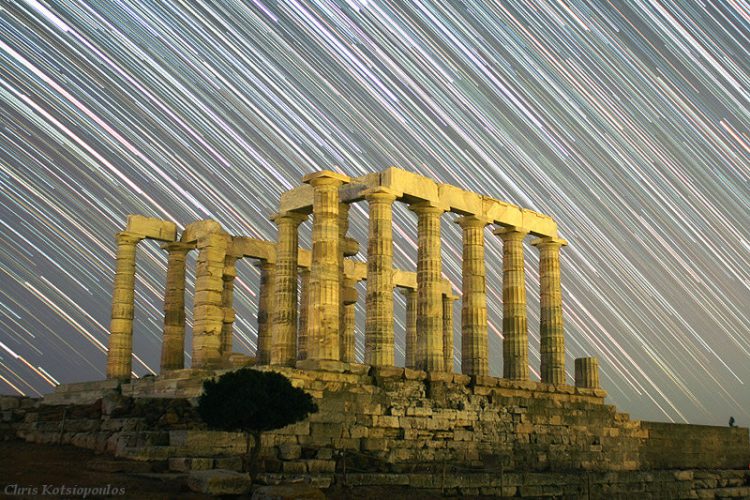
[0,1,748,425]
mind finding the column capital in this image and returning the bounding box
[455,215,492,229]
[253,258,275,270]
[160,241,194,253]
[399,287,416,296]
[363,186,399,202]
[115,231,143,245]
[408,200,444,215]
[493,226,530,240]
[302,170,350,187]
[270,211,307,226]
[531,236,568,248]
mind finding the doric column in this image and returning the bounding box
[442,294,456,373]
[107,231,143,379]
[341,277,357,363]
[364,187,398,367]
[402,288,417,369]
[303,171,349,363]
[255,260,275,365]
[495,226,530,380]
[192,232,230,368]
[270,211,306,366]
[160,242,192,372]
[409,202,444,372]
[456,216,490,377]
[297,268,310,361]
[533,237,568,385]
[575,357,600,389]
[220,254,239,357]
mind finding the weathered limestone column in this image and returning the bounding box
[341,277,357,363]
[270,212,306,366]
[220,254,239,357]
[495,226,530,380]
[107,231,143,379]
[255,260,275,365]
[402,288,417,369]
[456,216,490,377]
[303,171,348,363]
[297,268,310,361]
[533,237,568,385]
[160,242,192,372]
[409,202,444,372]
[575,357,600,389]
[442,294,456,373]
[192,232,230,368]
[364,187,398,367]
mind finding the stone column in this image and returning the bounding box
[303,171,348,364]
[192,232,229,368]
[402,288,417,369]
[364,187,398,367]
[255,260,275,365]
[442,294,456,373]
[575,357,600,389]
[160,242,192,372]
[533,237,568,385]
[495,226,530,380]
[456,216,489,377]
[409,202,444,372]
[297,268,310,361]
[341,277,357,363]
[220,254,239,357]
[107,231,142,379]
[270,212,306,366]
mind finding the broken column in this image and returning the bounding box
[255,259,275,365]
[297,268,310,361]
[402,287,417,369]
[442,294,456,373]
[495,226,530,380]
[341,277,358,363]
[575,357,600,389]
[365,187,398,367]
[533,236,567,385]
[160,241,192,372]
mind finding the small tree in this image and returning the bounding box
[197,369,317,476]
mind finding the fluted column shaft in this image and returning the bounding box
[533,237,567,385]
[341,278,357,363]
[442,294,456,373]
[192,233,229,368]
[457,216,489,376]
[365,188,397,367]
[220,255,238,357]
[496,227,530,380]
[270,212,306,366]
[107,231,142,379]
[306,174,346,362]
[297,268,310,361]
[256,260,275,365]
[575,357,600,389]
[160,242,192,372]
[410,202,444,372]
[402,288,417,369]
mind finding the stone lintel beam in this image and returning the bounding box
[180,219,223,244]
[126,215,177,242]
[231,237,276,263]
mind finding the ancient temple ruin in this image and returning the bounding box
[105,167,598,388]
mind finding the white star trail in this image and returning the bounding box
[0,1,747,426]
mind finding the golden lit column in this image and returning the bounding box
[255,260,275,365]
[532,237,568,385]
[192,232,230,368]
[297,268,310,361]
[107,231,143,379]
[456,216,489,377]
[442,294,456,373]
[220,254,239,357]
[160,242,192,372]
[575,357,600,389]
[364,187,398,367]
[270,211,306,366]
[303,171,349,363]
[402,288,417,369]
[409,202,445,372]
[495,226,530,380]
[341,277,358,363]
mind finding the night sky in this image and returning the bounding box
[1,1,748,426]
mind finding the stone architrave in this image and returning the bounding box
[255,260,275,365]
[442,294,456,373]
[192,232,230,369]
[533,236,568,385]
[160,241,192,372]
[270,212,306,366]
[303,171,349,363]
[456,216,490,377]
[364,187,398,367]
[106,231,143,379]
[341,277,357,363]
[297,268,310,361]
[495,226,530,381]
[220,254,239,357]
[402,288,417,369]
[409,201,444,372]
